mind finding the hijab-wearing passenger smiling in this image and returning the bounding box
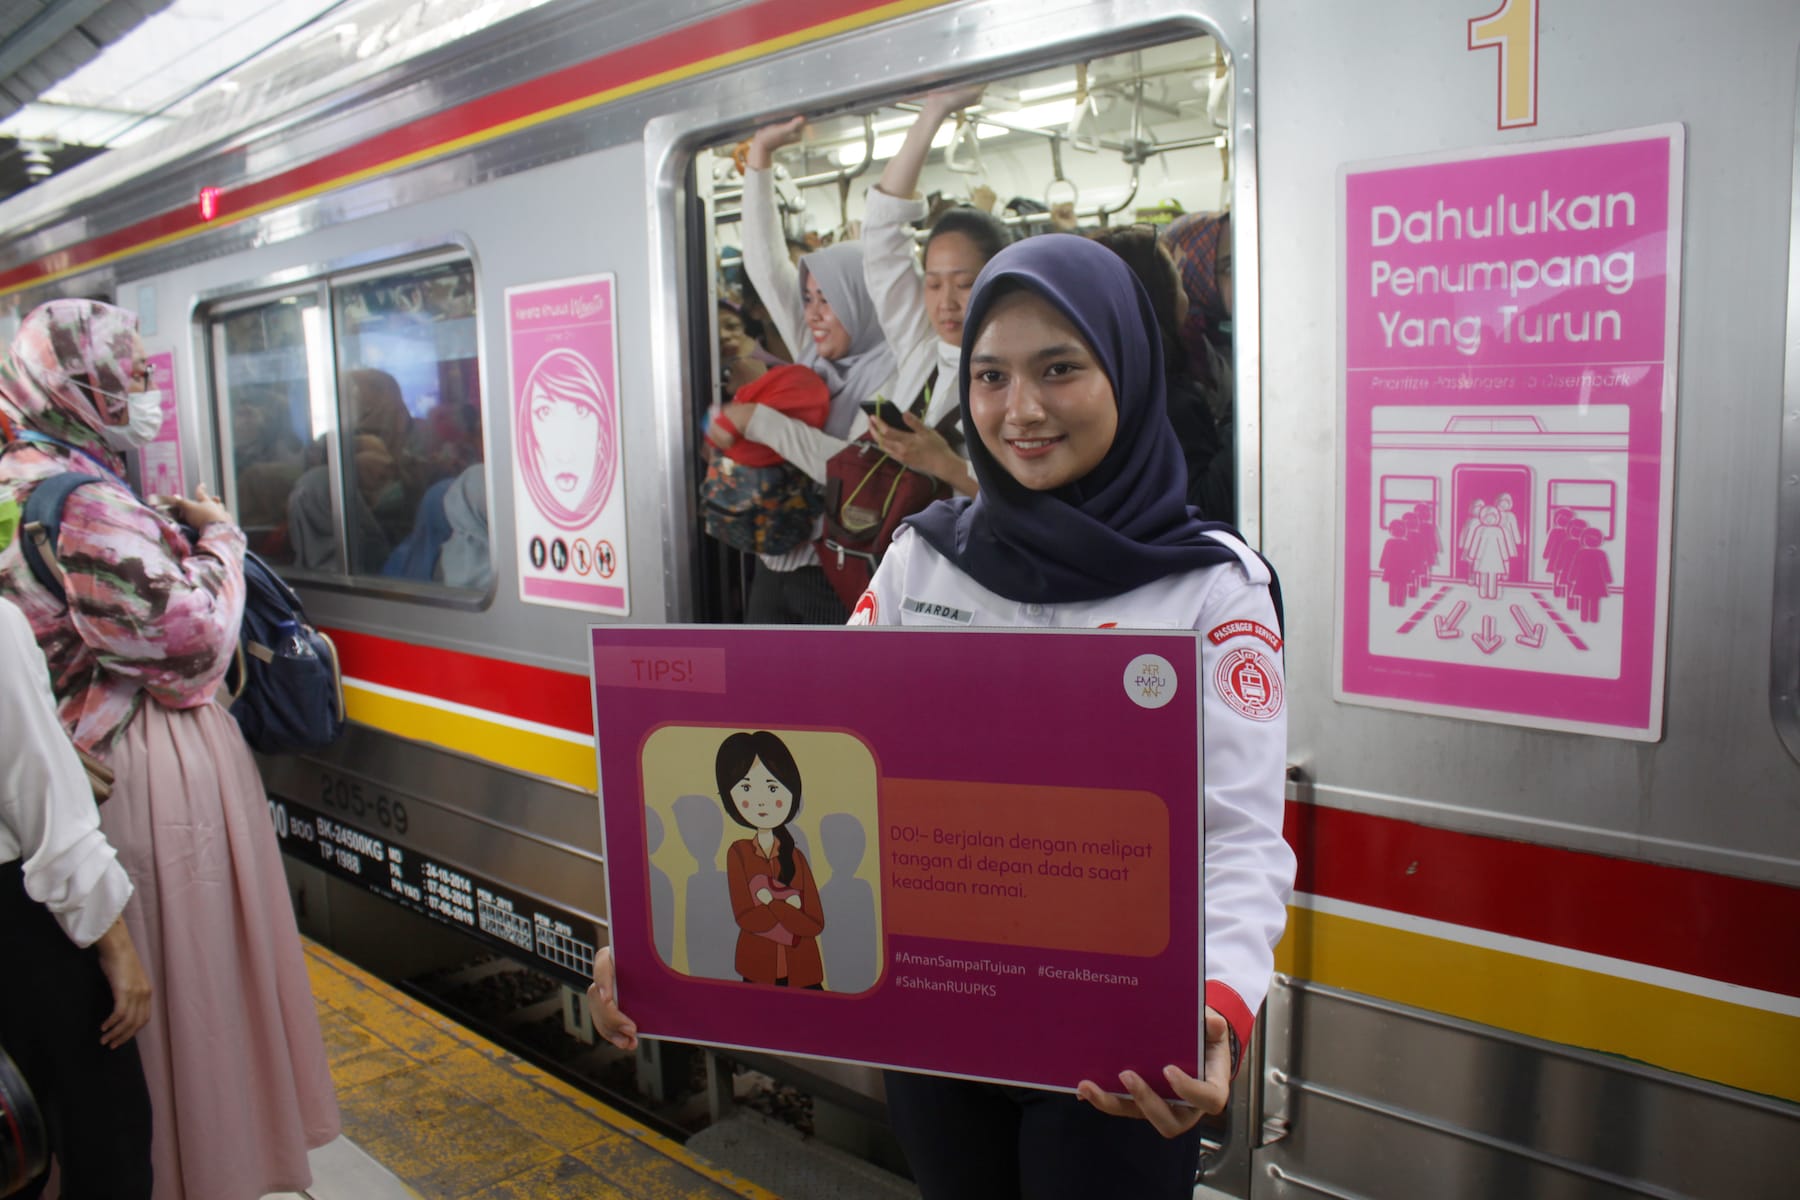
[593,235,1295,1200]
[867,235,1294,1199]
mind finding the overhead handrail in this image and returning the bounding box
[711,114,875,206]
[1045,134,1078,210]
[1066,62,1101,153]
[1093,163,1141,227]
[943,111,985,176]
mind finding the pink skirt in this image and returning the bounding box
[99,701,340,1200]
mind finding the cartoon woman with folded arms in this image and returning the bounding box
[717,731,826,988]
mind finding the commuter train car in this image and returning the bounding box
[1,0,1795,1195]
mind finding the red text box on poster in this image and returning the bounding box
[882,780,1170,957]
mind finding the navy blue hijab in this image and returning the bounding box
[907,234,1262,607]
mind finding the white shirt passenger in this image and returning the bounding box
[0,596,133,947]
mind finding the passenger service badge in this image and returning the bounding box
[1216,648,1283,721]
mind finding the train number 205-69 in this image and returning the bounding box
[318,770,409,835]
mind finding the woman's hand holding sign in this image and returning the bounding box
[1075,1006,1233,1137]
[587,946,638,1051]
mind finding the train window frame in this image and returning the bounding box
[194,234,495,612]
[641,4,1259,622]
[1775,53,1800,766]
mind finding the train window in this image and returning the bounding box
[330,259,483,581]
[216,291,329,570]
[689,38,1232,620]
[209,252,486,595]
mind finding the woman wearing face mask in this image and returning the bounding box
[708,120,897,624]
[0,301,339,1200]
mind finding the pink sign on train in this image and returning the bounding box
[1336,127,1684,740]
[505,274,630,614]
[136,351,182,500]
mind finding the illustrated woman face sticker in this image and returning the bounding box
[727,757,794,830]
[516,347,617,529]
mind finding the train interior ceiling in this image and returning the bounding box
[705,36,1229,247]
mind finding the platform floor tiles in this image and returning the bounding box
[270,941,781,1200]
[267,940,1238,1200]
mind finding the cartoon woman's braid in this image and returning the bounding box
[772,825,798,888]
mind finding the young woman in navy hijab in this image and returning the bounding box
[590,235,1292,1198]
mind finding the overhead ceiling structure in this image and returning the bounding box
[0,0,570,206]
[0,0,177,201]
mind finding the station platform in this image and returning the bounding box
[267,940,1233,1199]
[270,941,784,1200]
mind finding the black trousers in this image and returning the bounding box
[746,561,851,625]
[0,861,152,1200]
[884,1071,1203,1200]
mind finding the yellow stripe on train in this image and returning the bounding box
[342,682,1800,1102]
[1277,905,1800,1103]
[343,682,597,792]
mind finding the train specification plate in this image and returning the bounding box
[269,793,596,987]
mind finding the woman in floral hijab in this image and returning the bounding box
[0,300,339,1200]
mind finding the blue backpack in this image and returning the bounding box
[18,471,346,756]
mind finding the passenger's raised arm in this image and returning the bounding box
[874,84,985,202]
[740,118,810,365]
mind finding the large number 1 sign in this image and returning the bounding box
[1469,0,1539,129]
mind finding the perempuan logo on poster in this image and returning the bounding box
[1365,187,1642,356]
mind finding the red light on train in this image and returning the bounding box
[198,187,222,221]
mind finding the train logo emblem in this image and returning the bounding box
[848,591,877,626]
[1215,648,1281,721]
[1123,653,1178,710]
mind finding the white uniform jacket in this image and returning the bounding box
[852,526,1296,1054]
[0,597,132,947]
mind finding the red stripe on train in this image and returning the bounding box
[1285,802,1800,999]
[319,624,1799,999]
[0,0,907,292]
[325,626,593,736]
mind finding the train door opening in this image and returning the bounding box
[685,32,1238,625]
[1451,463,1532,585]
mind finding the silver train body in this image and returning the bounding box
[1,1,1794,1195]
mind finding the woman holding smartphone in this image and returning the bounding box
[718,92,1008,503]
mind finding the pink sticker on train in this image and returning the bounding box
[136,351,181,498]
[1336,127,1684,740]
[505,274,630,615]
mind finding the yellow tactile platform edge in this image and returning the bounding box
[304,941,783,1200]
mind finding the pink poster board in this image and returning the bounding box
[1336,127,1683,739]
[135,351,181,499]
[505,274,630,614]
[592,625,1205,1095]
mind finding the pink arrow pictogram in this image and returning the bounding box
[1472,614,1504,655]
[1509,603,1546,649]
[1433,599,1469,640]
